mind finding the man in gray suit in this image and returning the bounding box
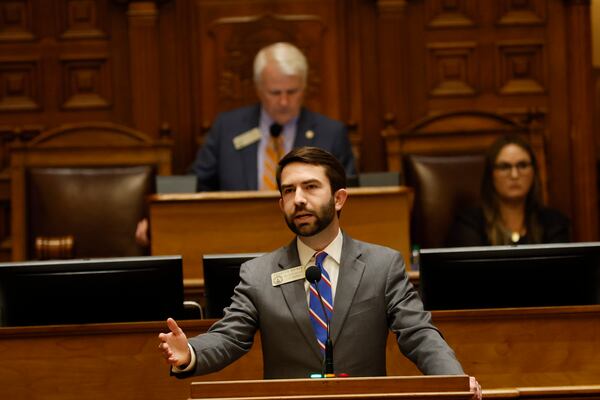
[190,42,356,191]
[159,147,481,398]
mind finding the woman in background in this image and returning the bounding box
[446,135,570,246]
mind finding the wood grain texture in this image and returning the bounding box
[1,306,599,400]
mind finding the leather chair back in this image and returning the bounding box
[404,154,484,249]
[27,166,154,258]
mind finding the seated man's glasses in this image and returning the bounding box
[494,161,532,174]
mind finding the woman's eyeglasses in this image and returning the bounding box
[494,161,533,175]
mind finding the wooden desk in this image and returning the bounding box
[2,305,598,400]
[149,186,413,292]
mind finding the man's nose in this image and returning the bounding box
[294,188,307,204]
[278,93,289,106]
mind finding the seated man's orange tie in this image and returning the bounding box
[261,123,284,190]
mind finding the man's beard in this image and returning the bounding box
[285,197,335,237]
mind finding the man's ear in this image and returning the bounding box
[279,197,284,212]
[334,188,348,211]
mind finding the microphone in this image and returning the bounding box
[305,266,334,375]
[269,123,283,138]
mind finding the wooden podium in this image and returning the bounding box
[189,375,472,400]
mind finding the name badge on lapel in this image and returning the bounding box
[271,266,305,287]
[232,128,261,150]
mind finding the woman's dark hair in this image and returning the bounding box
[276,146,347,194]
[481,134,544,244]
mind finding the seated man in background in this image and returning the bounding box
[158,147,481,400]
[191,41,356,191]
[446,134,570,246]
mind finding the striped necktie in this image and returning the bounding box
[308,251,333,353]
[260,124,283,190]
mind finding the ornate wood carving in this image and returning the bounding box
[426,0,478,28]
[0,59,40,111]
[58,0,108,40]
[496,0,546,26]
[60,56,112,109]
[427,42,478,97]
[496,41,546,95]
[0,0,34,41]
[206,13,326,113]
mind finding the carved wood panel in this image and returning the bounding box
[427,42,478,97]
[495,0,547,26]
[496,40,546,95]
[191,0,346,144]
[426,0,479,28]
[0,58,41,111]
[0,0,35,41]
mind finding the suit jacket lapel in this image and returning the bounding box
[293,108,316,148]
[330,234,365,344]
[239,104,261,189]
[277,240,323,359]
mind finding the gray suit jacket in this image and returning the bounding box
[190,104,356,191]
[185,235,464,379]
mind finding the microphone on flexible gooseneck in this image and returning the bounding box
[305,266,334,375]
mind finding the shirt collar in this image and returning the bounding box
[296,229,343,267]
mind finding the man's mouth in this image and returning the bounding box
[294,212,314,222]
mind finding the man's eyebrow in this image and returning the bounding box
[302,179,321,185]
[280,179,321,189]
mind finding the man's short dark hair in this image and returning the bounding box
[276,147,347,193]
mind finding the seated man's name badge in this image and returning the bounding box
[233,128,261,150]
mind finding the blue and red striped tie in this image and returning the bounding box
[309,251,333,353]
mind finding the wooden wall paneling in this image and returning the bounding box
[53,0,117,124]
[422,0,482,113]
[108,0,133,125]
[127,1,161,139]
[333,0,362,170]
[0,0,36,42]
[596,67,600,227]
[564,0,598,241]
[57,0,109,40]
[546,0,573,230]
[0,0,129,128]
[351,0,384,172]
[157,0,196,174]
[376,0,411,152]
[404,2,428,123]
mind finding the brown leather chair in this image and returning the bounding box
[382,110,547,249]
[404,154,484,249]
[10,122,172,260]
[27,166,154,258]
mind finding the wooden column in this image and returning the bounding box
[565,0,598,240]
[127,1,161,137]
[376,0,410,140]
